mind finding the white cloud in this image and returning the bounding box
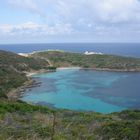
[93,0,140,23]
[4,0,140,42]
[9,0,36,8]
[8,0,46,18]
[7,0,140,25]
[0,22,73,36]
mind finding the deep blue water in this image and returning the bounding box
[0,43,140,57]
[21,69,140,113]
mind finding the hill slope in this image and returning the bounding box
[0,50,49,98]
[31,51,140,71]
[0,100,140,140]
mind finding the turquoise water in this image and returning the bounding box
[21,69,140,113]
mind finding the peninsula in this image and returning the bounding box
[31,50,140,71]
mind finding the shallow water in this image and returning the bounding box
[21,69,140,113]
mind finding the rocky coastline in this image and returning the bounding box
[81,67,140,72]
[7,68,57,101]
[7,79,41,101]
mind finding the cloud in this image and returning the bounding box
[4,0,140,42]
[94,0,140,23]
[0,22,73,36]
[8,0,46,18]
[7,0,140,25]
[43,0,139,22]
[8,0,140,22]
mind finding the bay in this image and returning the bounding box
[21,69,140,113]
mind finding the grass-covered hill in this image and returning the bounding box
[0,50,50,98]
[0,100,140,140]
[32,51,140,71]
[0,50,49,71]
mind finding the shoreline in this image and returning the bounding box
[7,79,35,101]
[7,66,140,101]
[7,79,43,101]
[7,69,56,101]
[81,67,140,72]
[25,69,56,77]
[57,67,81,70]
[57,67,140,72]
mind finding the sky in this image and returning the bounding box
[0,0,140,43]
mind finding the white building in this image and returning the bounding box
[84,51,103,55]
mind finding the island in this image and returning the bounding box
[0,49,140,140]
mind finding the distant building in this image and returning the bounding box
[18,53,29,57]
[84,51,103,55]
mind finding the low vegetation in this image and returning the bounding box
[0,50,49,98]
[32,51,140,71]
[0,100,140,140]
[0,66,27,98]
[0,50,49,71]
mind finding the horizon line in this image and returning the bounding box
[1,42,140,45]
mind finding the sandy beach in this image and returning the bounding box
[57,67,81,70]
[25,69,55,77]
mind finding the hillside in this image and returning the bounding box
[0,50,50,71]
[31,51,140,71]
[0,50,50,98]
[0,100,140,140]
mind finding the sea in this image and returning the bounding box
[1,43,140,113]
[0,43,140,57]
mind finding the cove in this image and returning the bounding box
[21,69,140,114]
